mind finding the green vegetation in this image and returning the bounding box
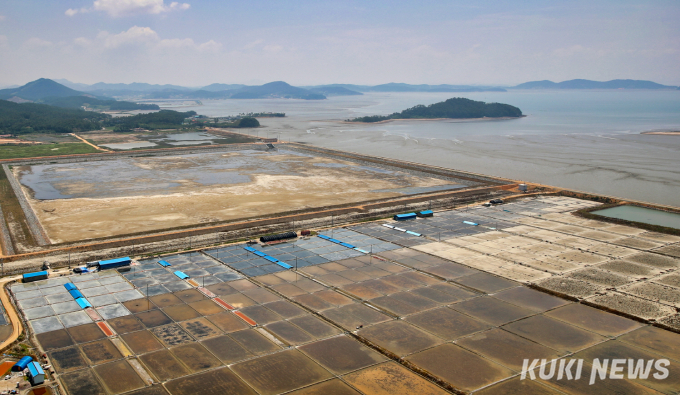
[347,97,523,122]
[108,110,197,132]
[237,117,260,128]
[43,96,160,111]
[0,166,36,250]
[240,112,285,117]
[0,100,108,134]
[0,142,99,159]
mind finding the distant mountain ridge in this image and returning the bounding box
[514,79,679,90]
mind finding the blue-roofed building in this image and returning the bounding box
[27,361,45,385]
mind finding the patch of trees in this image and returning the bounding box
[0,99,108,134]
[107,110,197,132]
[348,98,523,122]
[43,96,160,111]
[207,117,261,129]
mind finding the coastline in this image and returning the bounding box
[641,130,680,135]
[343,115,526,124]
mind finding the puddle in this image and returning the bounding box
[231,349,333,395]
[591,205,680,229]
[406,343,513,392]
[121,330,164,354]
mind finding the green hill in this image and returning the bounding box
[0,78,89,101]
[348,97,523,122]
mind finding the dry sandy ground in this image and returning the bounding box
[24,152,455,243]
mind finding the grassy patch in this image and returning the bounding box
[0,166,36,250]
[0,142,99,159]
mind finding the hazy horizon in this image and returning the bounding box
[1,0,679,87]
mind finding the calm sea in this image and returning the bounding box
[164,90,680,207]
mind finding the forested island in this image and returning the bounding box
[347,97,523,123]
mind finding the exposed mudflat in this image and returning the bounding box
[18,149,459,242]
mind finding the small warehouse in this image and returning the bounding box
[98,257,131,270]
[12,356,32,371]
[27,362,45,385]
[22,271,48,283]
[393,213,417,221]
[417,210,434,217]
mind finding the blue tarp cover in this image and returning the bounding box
[75,298,92,309]
[158,260,171,267]
[174,271,190,279]
[68,289,84,299]
[64,283,77,291]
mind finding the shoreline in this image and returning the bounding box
[343,115,526,124]
[641,131,680,135]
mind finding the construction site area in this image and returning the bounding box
[0,143,678,394]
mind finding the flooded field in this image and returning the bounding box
[15,147,475,242]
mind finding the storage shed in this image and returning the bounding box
[417,210,434,218]
[27,362,44,385]
[22,271,48,283]
[12,356,32,371]
[98,257,131,270]
[394,213,417,221]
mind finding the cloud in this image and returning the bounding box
[86,26,221,54]
[67,0,190,17]
[0,15,6,21]
[25,38,53,48]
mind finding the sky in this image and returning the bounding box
[1,0,679,87]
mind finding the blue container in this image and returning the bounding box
[22,271,48,283]
[417,210,434,217]
[394,213,417,221]
[98,257,131,270]
[12,356,33,371]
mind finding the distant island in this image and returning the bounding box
[347,97,523,123]
[513,79,679,90]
